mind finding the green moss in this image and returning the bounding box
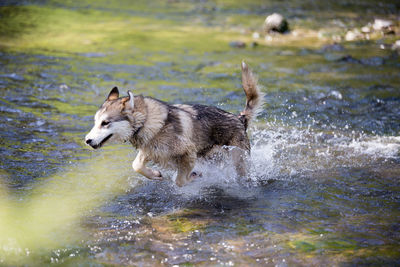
[320,239,358,251]
[166,216,205,233]
[233,218,265,236]
[40,99,97,117]
[308,228,331,235]
[0,6,40,38]
[0,4,231,56]
[292,241,317,252]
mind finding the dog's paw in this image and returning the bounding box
[189,171,202,179]
[182,172,201,185]
[151,170,163,180]
[175,180,184,187]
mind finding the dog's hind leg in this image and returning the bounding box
[132,150,163,180]
[228,136,250,179]
[231,147,248,178]
[175,152,196,187]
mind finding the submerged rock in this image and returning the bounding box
[334,55,385,66]
[321,43,344,52]
[360,56,385,66]
[250,42,258,48]
[264,13,289,33]
[329,90,343,100]
[335,55,361,64]
[229,41,246,48]
[379,43,392,50]
[0,73,25,81]
[79,52,106,58]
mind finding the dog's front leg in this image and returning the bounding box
[175,153,196,187]
[132,150,162,180]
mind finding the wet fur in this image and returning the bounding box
[85,62,264,186]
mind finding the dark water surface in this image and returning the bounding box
[0,0,399,266]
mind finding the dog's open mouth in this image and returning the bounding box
[91,134,113,149]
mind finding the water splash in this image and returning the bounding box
[250,123,399,176]
[147,122,399,205]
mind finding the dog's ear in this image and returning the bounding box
[126,90,134,110]
[107,87,119,101]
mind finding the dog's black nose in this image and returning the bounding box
[85,139,93,145]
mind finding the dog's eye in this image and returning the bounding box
[101,120,111,126]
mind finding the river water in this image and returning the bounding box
[0,0,399,266]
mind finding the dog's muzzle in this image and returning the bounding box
[85,134,113,149]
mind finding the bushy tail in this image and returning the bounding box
[240,61,264,127]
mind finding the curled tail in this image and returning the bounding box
[240,61,265,128]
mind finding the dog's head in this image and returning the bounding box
[85,87,137,149]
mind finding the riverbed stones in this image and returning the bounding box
[345,29,363,41]
[252,32,260,39]
[361,26,371,34]
[392,40,400,51]
[264,13,289,33]
[372,18,394,32]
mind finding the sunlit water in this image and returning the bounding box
[1,1,400,265]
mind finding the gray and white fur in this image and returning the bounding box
[85,61,264,186]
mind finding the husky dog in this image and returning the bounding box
[85,62,264,186]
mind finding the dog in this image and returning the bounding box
[85,62,264,186]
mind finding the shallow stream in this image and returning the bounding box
[0,0,399,265]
